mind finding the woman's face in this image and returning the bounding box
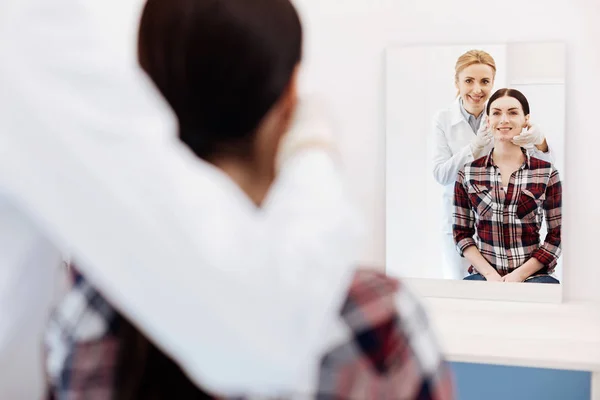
[455,63,495,114]
[487,95,530,142]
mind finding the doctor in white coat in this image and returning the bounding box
[431,49,554,280]
[0,0,366,398]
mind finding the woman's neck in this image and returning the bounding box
[492,140,524,164]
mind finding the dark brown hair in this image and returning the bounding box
[115,318,216,400]
[137,0,303,159]
[486,88,530,116]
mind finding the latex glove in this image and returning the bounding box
[511,124,545,147]
[470,122,493,159]
[275,94,338,171]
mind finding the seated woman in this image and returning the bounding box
[453,88,562,283]
[43,0,454,398]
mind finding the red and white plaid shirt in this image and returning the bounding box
[453,148,562,276]
[45,268,455,399]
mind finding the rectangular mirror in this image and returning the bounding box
[385,42,565,302]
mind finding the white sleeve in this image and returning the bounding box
[528,144,556,164]
[0,0,364,396]
[430,115,474,186]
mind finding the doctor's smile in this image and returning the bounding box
[467,93,484,103]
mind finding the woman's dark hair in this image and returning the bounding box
[138,0,303,159]
[115,318,215,400]
[486,88,530,116]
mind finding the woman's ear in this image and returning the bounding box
[524,114,531,129]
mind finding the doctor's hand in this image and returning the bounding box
[511,124,547,150]
[470,122,493,159]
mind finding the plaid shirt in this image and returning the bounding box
[45,268,454,400]
[453,148,562,276]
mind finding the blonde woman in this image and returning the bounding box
[430,49,553,280]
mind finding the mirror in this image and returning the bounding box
[385,42,565,290]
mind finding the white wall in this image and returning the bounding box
[292,0,600,302]
[506,42,566,85]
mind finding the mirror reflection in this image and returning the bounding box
[385,42,565,284]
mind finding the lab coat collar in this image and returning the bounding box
[450,97,465,126]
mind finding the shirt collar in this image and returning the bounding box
[485,147,531,169]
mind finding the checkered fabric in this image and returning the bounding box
[453,148,562,276]
[45,268,454,399]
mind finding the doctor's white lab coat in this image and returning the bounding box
[0,1,365,398]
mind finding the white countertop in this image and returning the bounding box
[421,295,600,372]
